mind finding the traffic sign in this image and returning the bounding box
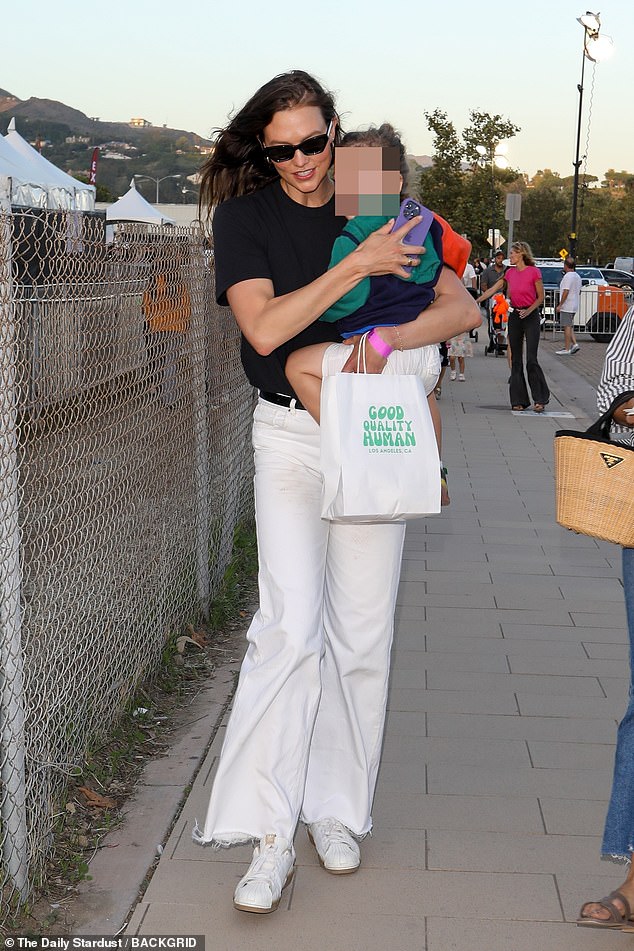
[559,248,568,259]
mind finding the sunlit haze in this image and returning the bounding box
[3,0,630,180]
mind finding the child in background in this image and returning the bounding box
[285,124,473,505]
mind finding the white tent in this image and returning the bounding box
[106,180,175,225]
[0,133,48,208]
[4,118,95,211]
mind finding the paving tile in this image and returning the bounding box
[557,578,626,599]
[392,648,509,673]
[597,677,631,701]
[426,606,576,627]
[372,792,544,833]
[547,563,618,578]
[387,687,518,715]
[540,798,609,836]
[502,622,624,642]
[426,713,616,743]
[517,693,622,719]
[528,741,615,771]
[129,901,427,951]
[427,669,604,698]
[380,734,530,768]
[395,614,503,636]
[427,829,603,874]
[413,591,499,609]
[427,918,616,951]
[429,634,584,657]
[508,655,628,678]
[428,763,612,800]
[584,642,628,660]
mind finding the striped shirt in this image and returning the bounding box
[597,304,634,446]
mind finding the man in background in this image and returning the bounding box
[556,257,582,355]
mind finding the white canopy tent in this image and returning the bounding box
[106,180,175,225]
[0,133,48,208]
[4,119,95,211]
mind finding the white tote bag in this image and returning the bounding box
[320,362,441,522]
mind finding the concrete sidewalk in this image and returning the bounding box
[122,339,631,949]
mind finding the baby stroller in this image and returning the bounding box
[484,293,508,357]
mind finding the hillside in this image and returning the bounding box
[0,87,210,201]
[0,88,210,146]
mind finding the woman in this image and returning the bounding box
[192,69,480,915]
[477,241,549,412]
[578,305,634,931]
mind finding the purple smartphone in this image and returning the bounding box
[390,198,434,268]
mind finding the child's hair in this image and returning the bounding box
[340,123,409,197]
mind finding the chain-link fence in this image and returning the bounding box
[0,205,255,925]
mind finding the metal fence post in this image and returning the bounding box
[0,178,29,899]
[187,235,211,620]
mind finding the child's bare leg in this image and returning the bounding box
[285,343,331,423]
[427,390,450,506]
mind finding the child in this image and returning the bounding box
[285,124,471,506]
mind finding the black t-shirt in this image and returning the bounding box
[212,181,346,397]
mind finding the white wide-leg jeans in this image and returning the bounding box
[193,397,405,845]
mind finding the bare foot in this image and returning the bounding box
[579,882,634,925]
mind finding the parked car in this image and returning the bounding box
[600,268,634,291]
[614,256,634,274]
[576,267,608,286]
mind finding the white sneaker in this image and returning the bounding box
[308,818,361,874]
[570,343,580,354]
[233,834,295,913]
[555,348,571,355]
[458,373,466,381]
[450,370,457,381]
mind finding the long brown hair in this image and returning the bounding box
[198,70,342,216]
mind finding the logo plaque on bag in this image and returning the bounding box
[599,451,625,469]
[362,404,416,451]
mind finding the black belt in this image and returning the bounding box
[259,391,306,411]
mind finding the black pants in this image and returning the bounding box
[507,311,550,408]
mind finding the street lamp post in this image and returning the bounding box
[134,173,181,204]
[476,143,508,255]
[569,12,613,260]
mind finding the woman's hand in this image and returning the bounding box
[340,335,387,374]
[613,399,634,427]
[352,216,426,279]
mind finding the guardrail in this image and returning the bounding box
[542,284,633,341]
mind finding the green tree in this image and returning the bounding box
[416,110,464,222]
[462,111,521,166]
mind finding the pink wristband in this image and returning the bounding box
[367,329,393,360]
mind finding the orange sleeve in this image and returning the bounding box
[432,213,472,278]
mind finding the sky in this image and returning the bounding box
[3,0,631,180]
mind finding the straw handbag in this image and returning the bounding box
[554,391,634,546]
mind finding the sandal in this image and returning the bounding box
[577,890,633,929]
[533,403,545,413]
[511,405,525,412]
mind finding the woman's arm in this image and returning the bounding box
[341,267,482,374]
[476,277,505,304]
[226,217,426,356]
[598,306,634,426]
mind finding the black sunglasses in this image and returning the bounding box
[261,121,333,164]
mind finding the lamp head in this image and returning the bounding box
[585,32,614,61]
[577,11,600,33]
